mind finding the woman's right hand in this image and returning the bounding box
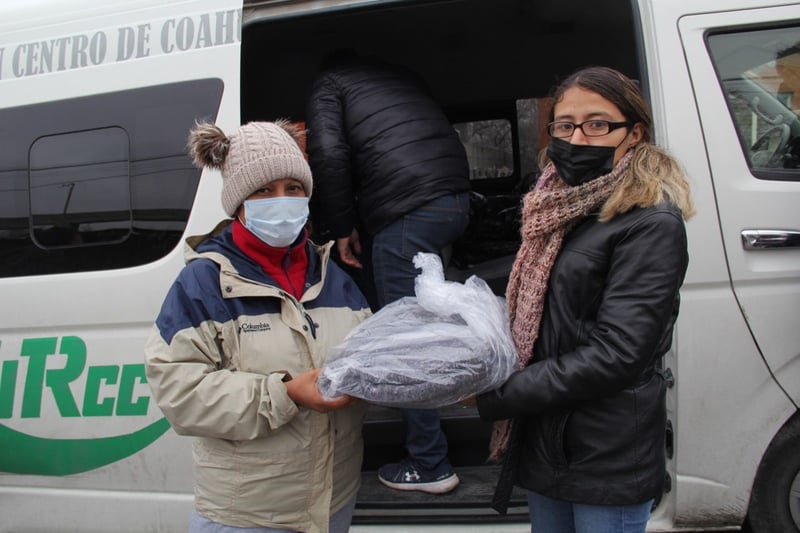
[284,368,356,413]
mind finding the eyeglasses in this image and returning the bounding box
[547,120,634,138]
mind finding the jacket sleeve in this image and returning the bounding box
[478,208,688,421]
[305,72,359,240]
[143,266,299,440]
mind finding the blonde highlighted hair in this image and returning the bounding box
[600,142,695,221]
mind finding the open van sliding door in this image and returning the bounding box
[0,1,242,531]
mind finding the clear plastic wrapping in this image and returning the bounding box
[318,252,518,408]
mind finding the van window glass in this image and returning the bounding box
[708,25,800,180]
[454,119,514,180]
[0,78,223,278]
[29,127,132,249]
[517,97,546,184]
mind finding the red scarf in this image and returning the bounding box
[232,219,309,299]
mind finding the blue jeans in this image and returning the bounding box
[370,192,470,309]
[188,495,356,533]
[527,491,653,533]
[371,192,470,469]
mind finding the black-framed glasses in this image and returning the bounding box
[547,120,634,138]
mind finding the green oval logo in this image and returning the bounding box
[0,335,170,475]
[0,417,170,475]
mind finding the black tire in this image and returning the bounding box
[747,412,800,533]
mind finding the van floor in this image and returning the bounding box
[355,404,530,523]
[356,466,529,522]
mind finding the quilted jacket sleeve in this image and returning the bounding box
[305,72,359,240]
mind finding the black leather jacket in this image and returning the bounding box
[304,56,470,238]
[478,202,689,505]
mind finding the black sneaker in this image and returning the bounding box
[377,459,460,494]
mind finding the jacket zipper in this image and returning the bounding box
[304,311,317,339]
[287,295,317,340]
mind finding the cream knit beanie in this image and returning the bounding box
[188,120,313,216]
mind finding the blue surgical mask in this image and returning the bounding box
[241,196,309,248]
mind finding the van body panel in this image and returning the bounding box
[639,2,796,527]
[679,5,800,405]
[646,2,800,526]
[0,0,241,530]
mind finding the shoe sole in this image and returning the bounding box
[378,473,460,494]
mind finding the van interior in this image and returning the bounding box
[240,0,642,523]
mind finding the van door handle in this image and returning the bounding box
[741,230,800,250]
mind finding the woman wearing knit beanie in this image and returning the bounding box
[476,67,696,533]
[144,120,371,533]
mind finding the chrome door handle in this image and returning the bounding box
[741,230,800,250]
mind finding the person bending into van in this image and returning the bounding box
[144,120,371,533]
[304,51,470,495]
[476,66,695,533]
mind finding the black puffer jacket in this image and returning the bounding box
[305,55,470,238]
[478,202,689,505]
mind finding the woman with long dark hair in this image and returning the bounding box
[477,66,695,533]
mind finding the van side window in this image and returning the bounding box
[452,97,545,185]
[0,79,223,278]
[454,119,514,180]
[708,25,800,180]
[30,127,132,249]
[447,98,550,288]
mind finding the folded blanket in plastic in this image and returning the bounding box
[318,252,519,408]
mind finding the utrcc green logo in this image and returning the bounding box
[0,336,170,475]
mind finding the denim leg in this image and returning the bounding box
[527,491,576,533]
[400,407,449,470]
[527,491,653,533]
[188,496,357,533]
[573,499,653,533]
[371,192,470,309]
[189,510,295,533]
[371,193,470,469]
[328,495,357,533]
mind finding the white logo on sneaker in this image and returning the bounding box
[404,470,421,482]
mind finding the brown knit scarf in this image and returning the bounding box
[488,150,634,462]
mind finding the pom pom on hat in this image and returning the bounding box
[188,119,313,217]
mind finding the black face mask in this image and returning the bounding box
[546,137,616,187]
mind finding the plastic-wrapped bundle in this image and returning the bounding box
[318,252,519,408]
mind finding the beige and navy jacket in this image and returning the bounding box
[144,221,371,532]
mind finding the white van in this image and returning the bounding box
[1,0,798,531]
